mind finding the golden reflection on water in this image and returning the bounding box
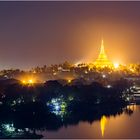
[100,115,107,137]
[127,104,137,111]
[99,105,139,137]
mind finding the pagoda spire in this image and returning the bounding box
[98,39,107,60]
[94,39,113,67]
[100,40,105,54]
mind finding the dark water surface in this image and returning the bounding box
[38,105,140,139]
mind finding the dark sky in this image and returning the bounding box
[0,1,140,70]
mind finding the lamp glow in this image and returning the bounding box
[21,78,35,85]
[114,63,119,68]
[28,79,33,84]
[68,79,72,83]
[22,80,26,84]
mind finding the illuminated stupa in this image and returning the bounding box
[94,40,113,67]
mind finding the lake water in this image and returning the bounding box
[38,105,140,139]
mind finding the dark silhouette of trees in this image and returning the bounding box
[0,78,132,138]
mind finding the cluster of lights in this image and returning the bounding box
[74,61,121,70]
[21,79,35,85]
[1,123,24,135]
[127,104,137,111]
[11,99,23,106]
[47,97,67,117]
[2,123,15,132]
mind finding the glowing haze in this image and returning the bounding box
[0,1,140,70]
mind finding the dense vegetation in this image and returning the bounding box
[0,78,132,138]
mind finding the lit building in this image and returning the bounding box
[94,40,113,68]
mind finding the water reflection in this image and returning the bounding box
[46,96,67,119]
[97,104,140,138]
[100,115,107,137]
[0,103,137,139]
[127,104,137,111]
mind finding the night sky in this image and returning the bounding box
[0,1,140,70]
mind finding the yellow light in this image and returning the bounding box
[114,63,119,68]
[21,78,35,85]
[94,40,113,67]
[68,79,72,83]
[22,80,26,84]
[74,61,81,66]
[100,115,107,137]
[28,79,33,84]
[127,104,137,111]
[130,68,134,72]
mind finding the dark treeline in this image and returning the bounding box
[0,78,131,107]
[0,78,132,138]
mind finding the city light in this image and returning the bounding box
[114,63,119,69]
[21,78,35,85]
[67,79,72,83]
[47,97,67,112]
[127,104,137,111]
[107,85,112,88]
[22,80,26,84]
[102,74,106,78]
[2,123,15,132]
[28,79,33,84]
[46,97,67,118]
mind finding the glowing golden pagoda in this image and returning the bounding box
[94,40,113,67]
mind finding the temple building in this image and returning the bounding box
[94,40,113,67]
